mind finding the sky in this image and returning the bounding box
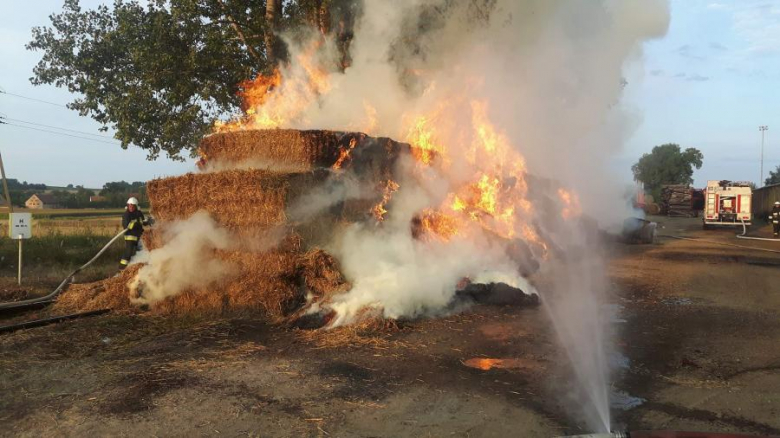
[0,0,779,189]
[622,0,780,187]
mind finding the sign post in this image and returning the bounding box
[9,213,32,285]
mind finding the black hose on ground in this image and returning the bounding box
[0,228,128,311]
[0,309,111,334]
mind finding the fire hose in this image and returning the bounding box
[736,219,780,242]
[658,234,780,254]
[0,228,129,311]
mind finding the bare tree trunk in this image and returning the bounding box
[265,0,280,66]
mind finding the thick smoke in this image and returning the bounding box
[271,0,669,431]
[293,0,668,226]
[274,0,668,316]
[129,211,236,304]
[327,161,536,325]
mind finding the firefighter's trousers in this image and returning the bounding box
[120,240,139,269]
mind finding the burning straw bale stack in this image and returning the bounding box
[57,129,406,318]
[661,185,697,218]
[145,168,331,241]
[198,129,361,169]
[198,129,411,175]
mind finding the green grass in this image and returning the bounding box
[0,230,125,274]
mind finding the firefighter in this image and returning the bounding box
[120,197,150,268]
[771,201,780,238]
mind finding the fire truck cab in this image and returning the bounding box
[703,180,752,228]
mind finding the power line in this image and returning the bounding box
[2,122,122,146]
[4,117,115,139]
[0,89,69,108]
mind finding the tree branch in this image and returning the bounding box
[215,0,263,64]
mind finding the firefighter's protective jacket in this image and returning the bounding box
[123,209,146,241]
[770,206,780,224]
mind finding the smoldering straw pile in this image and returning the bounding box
[53,129,413,321]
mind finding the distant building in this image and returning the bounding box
[89,195,107,203]
[25,193,61,209]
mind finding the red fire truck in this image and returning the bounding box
[702,180,752,229]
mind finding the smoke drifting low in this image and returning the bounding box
[129,211,236,304]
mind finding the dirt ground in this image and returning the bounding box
[1,216,779,437]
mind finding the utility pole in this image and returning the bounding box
[0,150,13,212]
[760,126,768,187]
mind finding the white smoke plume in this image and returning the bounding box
[286,173,373,222]
[265,0,668,316]
[260,0,669,431]
[129,211,236,304]
[288,0,668,225]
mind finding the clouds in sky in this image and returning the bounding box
[707,1,780,54]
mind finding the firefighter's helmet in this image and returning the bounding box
[775,201,780,206]
[127,197,139,206]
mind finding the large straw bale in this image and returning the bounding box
[198,129,413,174]
[147,169,330,229]
[199,129,351,168]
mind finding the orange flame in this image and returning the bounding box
[463,358,504,371]
[558,188,582,219]
[332,138,358,171]
[215,41,331,132]
[211,38,550,256]
[410,100,548,255]
[406,115,444,166]
[419,209,463,241]
[372,180,400,222]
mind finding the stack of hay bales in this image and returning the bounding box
[56,129,412,318]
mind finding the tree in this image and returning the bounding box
[28,0,270,160]
[766,165,780,186]
[27,0,358,160]
[632,144,704,200]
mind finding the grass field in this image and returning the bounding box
[0,208,124,220]
[0,209,127,297]
[0,209,124,238]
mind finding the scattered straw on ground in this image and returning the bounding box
[295,317,405,350]
[54,265,142,314]
[54,245,350,321]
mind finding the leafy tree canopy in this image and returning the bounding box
[27,0,357,160]
[632,143,704,199]
[766,164,780,186]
